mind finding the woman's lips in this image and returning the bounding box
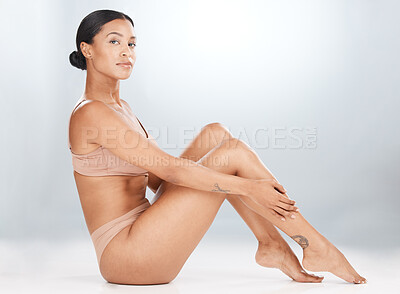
[117,63,132,68]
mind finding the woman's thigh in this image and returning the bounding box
[101,138,246,284]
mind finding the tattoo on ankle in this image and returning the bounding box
[291,235,309,249]
[211,183,230,193]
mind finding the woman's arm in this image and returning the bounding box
[74,101,283,201]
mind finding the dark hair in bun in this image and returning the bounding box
[69,9,134,70]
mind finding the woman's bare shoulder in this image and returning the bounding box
[71,99,111,123]
[69,100,113,145]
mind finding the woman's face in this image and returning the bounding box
[81,18,137,80]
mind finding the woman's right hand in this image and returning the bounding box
[249,178,299,222]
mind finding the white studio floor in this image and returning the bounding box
[0,238,398,294]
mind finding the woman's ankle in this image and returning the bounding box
[302,235,330,254]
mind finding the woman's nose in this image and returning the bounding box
[121,46,132,57]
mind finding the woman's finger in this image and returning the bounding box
[277,202,299,212]
[280,192,289,199]
[275,206,296,220]
[278,193,296,205]
[270,208,286,222]
[273,181,286,194]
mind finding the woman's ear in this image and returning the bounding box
[80,42,92,59]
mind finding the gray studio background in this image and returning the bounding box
[1,0,399,249]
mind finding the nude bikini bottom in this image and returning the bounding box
[90,201,151,266]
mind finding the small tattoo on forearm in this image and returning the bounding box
[211,183,231,193]
[291,235,309,249]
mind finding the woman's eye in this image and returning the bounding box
[110,40,136,47]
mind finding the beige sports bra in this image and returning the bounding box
[68,99,152,177]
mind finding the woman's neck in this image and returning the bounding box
[84,72,122,106]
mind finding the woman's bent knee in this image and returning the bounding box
[203,122,233,142]
[213,138,256,170]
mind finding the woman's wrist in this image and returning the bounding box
[238,177,256,198]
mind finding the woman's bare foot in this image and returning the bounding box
[300,235,367,284]
[255,240,324,283]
